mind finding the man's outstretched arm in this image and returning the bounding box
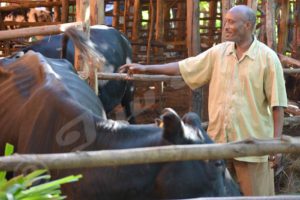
[119,62,181,76]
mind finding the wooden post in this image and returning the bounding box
[155,0,164,59]
[247,0,258,12]
[266,0,277,50]
[176,2,186,41]
[132,0,141,58]
[277,0,289,54]
[53,0,61,22]
[75,0,96,93]
[186,0,200,57]
[146,0,155,64]
[186,0,202,115]
[112,1,120,28]
[258,2,267,43]
[90,0,104,25]
[292,0,300,59]
[208,1,217,47]
[221,0,234,42]
[61,0,69,23]
[75,0,90,70]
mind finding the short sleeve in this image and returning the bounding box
[264,52,288,108]
[178,48,214,90]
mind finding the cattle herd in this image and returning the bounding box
[0,25,242,199]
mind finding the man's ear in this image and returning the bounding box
[245,21,253,31]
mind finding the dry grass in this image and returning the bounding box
[275,153,300,194]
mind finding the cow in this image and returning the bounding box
[22,25,135,123]
[3,8,52,30]
[0,50,241,199]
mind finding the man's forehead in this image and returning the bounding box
[225,9,247,21]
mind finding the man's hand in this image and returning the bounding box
[269,153,282,169]
[119,63,146,74]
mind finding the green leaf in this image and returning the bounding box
[0,143,15,181]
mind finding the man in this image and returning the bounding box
[119,5,287,196]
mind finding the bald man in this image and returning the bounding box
[120,5,287,196]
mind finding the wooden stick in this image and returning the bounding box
[3,21,60,27]
[0,136,300,171]
[278,53,300,68]
[78,72,184,82]
[283,68,300,74]
[0,22,83,40]
[0,2,62,11]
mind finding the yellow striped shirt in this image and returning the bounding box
[179,37,287,162]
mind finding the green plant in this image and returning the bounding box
[0,143,82,200]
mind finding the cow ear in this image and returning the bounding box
[160,108,185,144]
[155,118,164,128]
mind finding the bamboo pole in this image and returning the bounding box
[0,136,300,171]
[0,22,83,40]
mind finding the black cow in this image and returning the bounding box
[23,25,135,123]
[0,50,241,199]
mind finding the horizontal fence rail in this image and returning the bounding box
[0,136,300,171]
[78,72,184,82]
[78,70,299,82]
[0,22,83,40]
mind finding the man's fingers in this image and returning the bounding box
[119,64,130,73]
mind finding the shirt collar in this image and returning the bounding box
[225,36,258,60]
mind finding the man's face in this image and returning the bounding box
[223,11,250,43]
